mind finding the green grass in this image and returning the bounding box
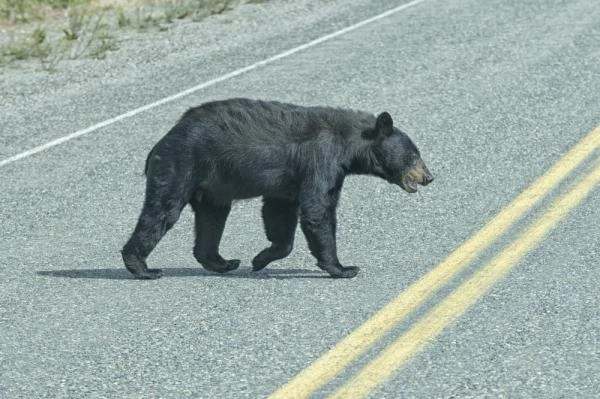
[1,28,51,61]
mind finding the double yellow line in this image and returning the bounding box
[270,125,600,399]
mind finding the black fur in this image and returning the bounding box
[122,98,433,279]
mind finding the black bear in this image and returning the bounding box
[122,98,433,279]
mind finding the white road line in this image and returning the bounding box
[0,0,430,169]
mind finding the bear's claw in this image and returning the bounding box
[318,264,360,278]
[122,251,163,279]
[132,268,163,279]
[199,258,241,273]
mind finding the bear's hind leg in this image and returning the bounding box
[190,197,240,273]
[122,175,187,279]
[252,197,299,271]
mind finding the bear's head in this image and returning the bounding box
[363,112,433,193]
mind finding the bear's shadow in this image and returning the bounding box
[36,267,328,280]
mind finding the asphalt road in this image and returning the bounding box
[1,0,599,398]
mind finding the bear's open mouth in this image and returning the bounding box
[401,174,418,193]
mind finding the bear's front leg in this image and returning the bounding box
[299,195,359,279]
[190,197,240,273]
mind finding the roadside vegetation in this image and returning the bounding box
[0,0,262,71]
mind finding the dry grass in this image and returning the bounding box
[0,0,247,70]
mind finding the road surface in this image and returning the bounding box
[1,0,599,397]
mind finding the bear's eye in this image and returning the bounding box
[405,155,419,168]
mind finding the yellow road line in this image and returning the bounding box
[329,156,600,399]
[268,125,600,399]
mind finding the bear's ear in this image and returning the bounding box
[362,112,394,140]
[375,112,394,137]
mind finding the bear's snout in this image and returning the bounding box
[400,159,433,193]
[421,166,434,186]
[412,159,433,186]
